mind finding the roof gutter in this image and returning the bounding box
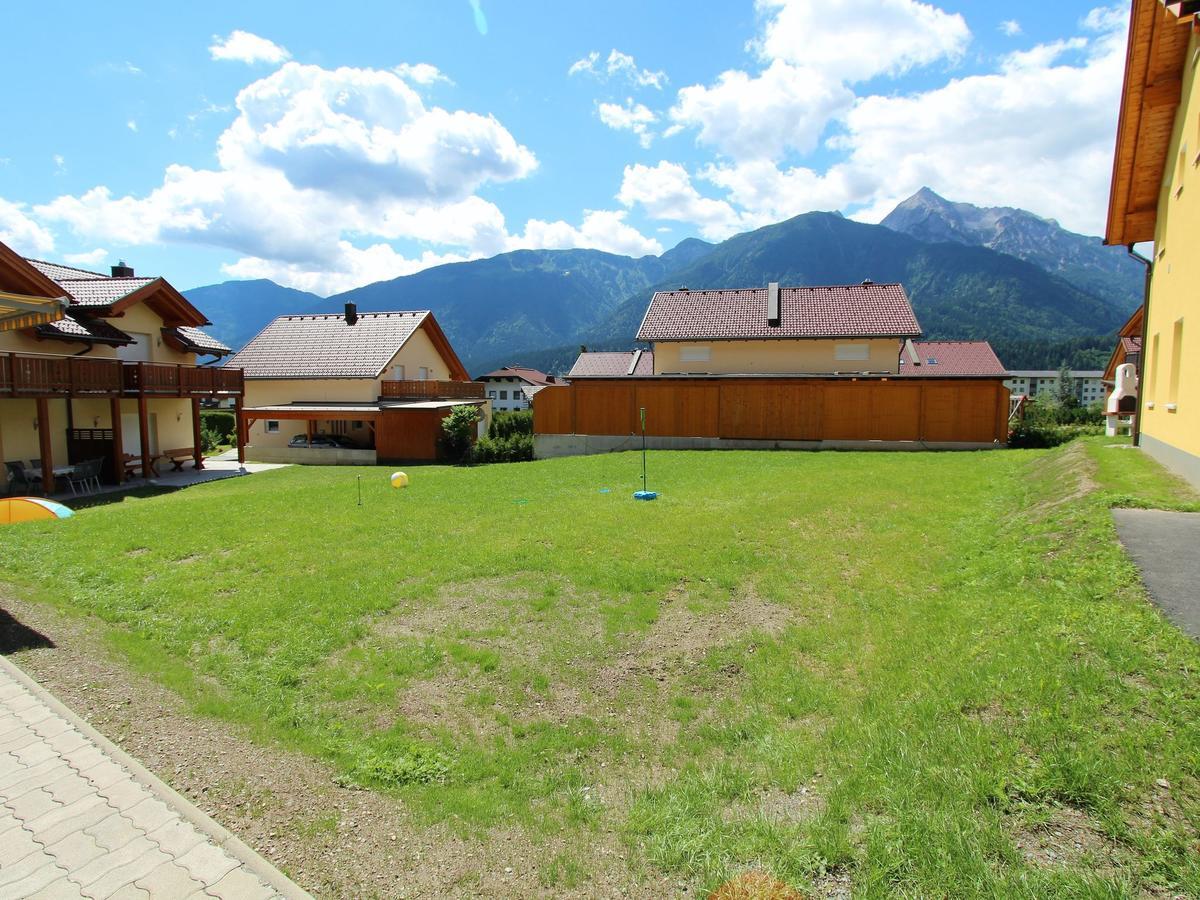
[1127,244,1153,447]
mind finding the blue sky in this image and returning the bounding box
[1,1,1128,295]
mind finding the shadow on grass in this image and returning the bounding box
[0,608,54,654]
[61,485,181,511]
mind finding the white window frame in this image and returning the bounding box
[679,345,711,362]
[393,364,405,380]
[835,343,870,362]
[265,420,280,434]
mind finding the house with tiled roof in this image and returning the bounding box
[568,349,655,378]
[229,303,486,463]
[1,241,240,494]
[635,282,922,376]
[897,341,1007,378]
[476,365,563,411]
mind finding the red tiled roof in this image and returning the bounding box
[897,341,1006,377]
[164,325,231,356]
[479,365,557,386]
[636,283,921,342]
[227,311,431,378]
[1120,335,1142,354]
[33,313,132,346]
[568,350,654,377]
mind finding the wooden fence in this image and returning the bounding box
[533,377,1010,444]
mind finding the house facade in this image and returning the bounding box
[477,366,562,411]
[1004,371,1107,406]
[1,242,240,495]
[1105,0,1200,487]
[229,303,487,464]
[636,283,921,376]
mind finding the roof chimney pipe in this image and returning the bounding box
[767,281,780,327]
[344,301,358,326]
[111,260,134,278]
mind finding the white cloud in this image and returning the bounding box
[209,30,291,65]
[514,209,663,256]
[670,60,851,161]
[0,198,55,255]
[394,63,453,86]
[597,99,657,148]
[1000,19,1022,37]
[64,248,108,266]
[52,155,66,175]
[222,243,473,295]
[617,162,747,240]
[126,119,138,133]
[755,0,969,82]
[569,49,666,89]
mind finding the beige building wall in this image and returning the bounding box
[653,338,902,375]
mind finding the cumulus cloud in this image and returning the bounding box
[0,198,55,255]
[394,62,453,86]
[569,49,666,89]
[209,30,291,65]
[514,209,663,256]
[64,248,108,266]
[1000,19,1022,37]
[597,99,658,147]
[222,243,473,295]
[617,162,747,240]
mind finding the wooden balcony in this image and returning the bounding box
[0,352,244,398]
[380,379,484,400]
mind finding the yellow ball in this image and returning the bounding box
[390,471,409,489]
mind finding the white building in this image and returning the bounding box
[1005,370,1106,406]
[477,366,562,412]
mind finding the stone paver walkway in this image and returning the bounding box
[0,655,310,899]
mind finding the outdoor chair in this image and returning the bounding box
[5,461,40,496]
[30,458,41,470]
[67,459,102,496]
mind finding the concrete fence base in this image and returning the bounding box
[534,433,1003,459]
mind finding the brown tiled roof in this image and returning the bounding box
[55,277,155,307]
[479,365,557,386]
[568,350,655,377]
[637,283,921,342]
[1120,335,1142,354]
[164,325,231,356]
[897,341,1006,377]
[26,259,108,282]
[227,311,431,378]
[33,313,132,346]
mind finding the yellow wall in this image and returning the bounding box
[243,324,456,446]
[653,338,901,375]
[1142,27,1200,486]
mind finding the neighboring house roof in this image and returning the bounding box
[0,243,69,332]
[53,277,156,307]
[32,313,132,346]
[1106,0,1195,245]
[26,259,108,282]
[162,325,231,357]
[478,365,557,386]
[1006,370,1105,379]
[227,310,469,380]
[568,350,655,377]
[1120,335,1143,354]
[897,341,1006,377]
[637,283,921,342]
[1105,303,1146,381]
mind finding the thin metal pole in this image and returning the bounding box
[640,407,647,491]
[357,475,362,507]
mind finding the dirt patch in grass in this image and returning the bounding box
[1012,805,1128,874]
[1026,443,1100,521]
[722,784,826,826]
[0,593,679,898]
[596,581,792,701]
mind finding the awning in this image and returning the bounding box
[0,291,68,332]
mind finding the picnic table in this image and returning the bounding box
[161,448,204,472]
[122,453,160,478]
[28,465,76,480]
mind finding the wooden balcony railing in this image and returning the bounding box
[0,352,243,398]
[380,379,484,400]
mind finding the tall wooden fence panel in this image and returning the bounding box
[534,377,1009,445]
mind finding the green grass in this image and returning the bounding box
[3,437,1199,895]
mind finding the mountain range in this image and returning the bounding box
[184,188,1143,374]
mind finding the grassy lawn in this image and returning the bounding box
[3,437,1199,895]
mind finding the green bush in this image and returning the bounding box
[199,424,223,453]
[438,405,481,463]
[1008,422,1103,449]
[487,409,533,440]
[472,432,533,463]
[200,410,236,441]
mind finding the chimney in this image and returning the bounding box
[344,301,358,326]
[111,260,134,278]
[767,281,780,327]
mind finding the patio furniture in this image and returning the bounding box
[67,459,103,496]
[5,461,40,496]
[162,447,203,472]
[123,453,160,479]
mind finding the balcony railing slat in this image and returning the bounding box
[2,351,243,397]
[380,379,484,400]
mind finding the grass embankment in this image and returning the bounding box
[2,437,1198,895]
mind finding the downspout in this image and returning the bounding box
[1127,244,1153,447]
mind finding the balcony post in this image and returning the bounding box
[191,397,204,470]
[138,387,152,481]
[36,397,54,495]
[110,397,124,484]
[234,395,246,465]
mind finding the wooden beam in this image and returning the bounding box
[138,393,151,481]
[110,397,124,484]
[36,397,54,494]
[234,396,246,465]
[1143,77,1182,108]
[191,398,204,471]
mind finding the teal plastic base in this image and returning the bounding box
[633,490,658,501]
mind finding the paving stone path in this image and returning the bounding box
[0,656,310,899]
